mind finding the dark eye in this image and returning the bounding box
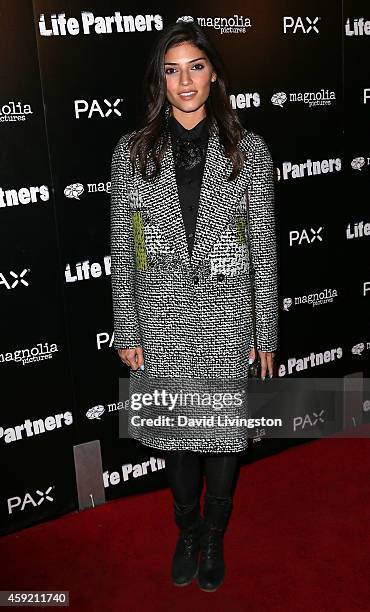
[165,67,176,75]
[192,63,205,70]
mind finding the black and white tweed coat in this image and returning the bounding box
[110,117,278,453]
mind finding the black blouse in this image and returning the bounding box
[168,115,209,256]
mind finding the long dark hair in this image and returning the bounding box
[128,19,246,181]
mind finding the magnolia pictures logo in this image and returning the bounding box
[64,181,111,200]
[282,289,338,310]
[271,89,336,108]
[177,14,252,34]
[0,101,33,123]
[86,399,129,420]
[0,342,59,366]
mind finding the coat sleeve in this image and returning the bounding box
[247,133,279,352]
[110,134,142,350]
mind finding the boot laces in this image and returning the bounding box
[201,526,223,560]
[180,522,202,559]
[182,532,198,558]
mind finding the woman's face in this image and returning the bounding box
[164,42,216,117]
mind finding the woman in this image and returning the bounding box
[110,17,278,592]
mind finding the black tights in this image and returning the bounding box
[164,449,240,505]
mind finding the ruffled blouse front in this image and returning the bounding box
[169,115,209,256]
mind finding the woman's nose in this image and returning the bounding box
[180,70,192,86]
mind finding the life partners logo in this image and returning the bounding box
[38,12,163,36]
[271,89,336,108]
[345,17,370,36]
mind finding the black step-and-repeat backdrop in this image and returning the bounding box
[1,1,369,536]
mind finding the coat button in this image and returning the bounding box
[216,273,225,282]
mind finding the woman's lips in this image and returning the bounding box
[178,91,197,100]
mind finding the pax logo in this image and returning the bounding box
[74,98,123,119]
[289,227,323,246]
[0,269,30,290]
[7,486,54,515]
[283,16,320,34]
[293,410,325,431]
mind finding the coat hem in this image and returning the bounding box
[128,433,249,454]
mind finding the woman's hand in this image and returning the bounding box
[117,347,144,371]
[248,347,275,379]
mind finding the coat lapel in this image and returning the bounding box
[190,127,250,271]
[139,122,251,272]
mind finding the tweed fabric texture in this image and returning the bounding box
[110,119,278,453]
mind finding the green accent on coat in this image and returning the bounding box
[132,212,148,271]
[236,216,247,244]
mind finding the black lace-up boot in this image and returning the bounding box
[171,498,204,587]
[197,492,233,592]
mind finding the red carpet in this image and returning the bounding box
[1,438,370,611]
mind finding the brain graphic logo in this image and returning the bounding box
[351,157,365,171]
[351,343,364,355]
[86,405,105,420]
[64,183,84,200]
[176,15,194,23]
[283,297,292,311]
[271,92,287,107]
